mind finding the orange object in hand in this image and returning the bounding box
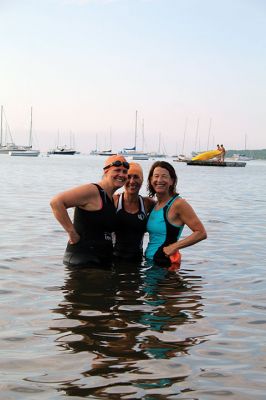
[168,250,181,271]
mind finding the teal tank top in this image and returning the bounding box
[145,195,184,260]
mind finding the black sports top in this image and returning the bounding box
[63,184,116,267]
[113,193,148,260]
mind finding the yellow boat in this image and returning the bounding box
[192,149,221,161]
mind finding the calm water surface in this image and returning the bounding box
[0,155,266,399]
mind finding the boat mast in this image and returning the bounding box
[181,118,188,155]
[134,110,138,150]
[29,106,33,148]
[194,118,199,152]
[0,105,3,146]
[207,118,212,150]
[141,119,145,151]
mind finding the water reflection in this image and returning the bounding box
[51,263,207,397]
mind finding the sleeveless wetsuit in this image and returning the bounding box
[145,194,184,267]
[113,193,148,261]
[63,184,116,268]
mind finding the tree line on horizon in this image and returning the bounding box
[225,149,266,160]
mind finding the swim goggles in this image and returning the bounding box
[103,160,130,170]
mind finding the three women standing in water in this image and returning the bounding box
[50,158,207,269]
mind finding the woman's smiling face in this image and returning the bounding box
[125,173,143,194]
[150,167,174,195]
[105,166,128,189]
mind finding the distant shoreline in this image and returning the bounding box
[225,149,266,160]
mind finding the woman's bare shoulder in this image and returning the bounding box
[143,196,155,212]
[172,196,190,209]
[51,183,99,208]
[113,193,121,207]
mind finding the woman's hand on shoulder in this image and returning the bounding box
[144,196,155,213]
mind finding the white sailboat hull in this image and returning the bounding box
[9,150,40,157]
[132,154,149,160]
[0,144,32,154]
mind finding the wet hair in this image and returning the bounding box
[147,161,177,197]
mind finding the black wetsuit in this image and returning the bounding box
[113,193,148,262]
[63,184,116,268]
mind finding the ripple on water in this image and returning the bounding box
[1,157,266,399]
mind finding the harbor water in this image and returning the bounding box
[0,155,265,399]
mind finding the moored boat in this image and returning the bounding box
[9,149,40,157]
[1,106,40,156]
[173,154,191,162]
[48,146,76,155]
[0,143,30,154]
[97,149,117,156]
[228,154,253,161]
[132,154,149,160]
[0,105,32,154]
[118,111,149,159]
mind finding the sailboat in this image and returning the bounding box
[148,132,167,158]
[48,146,76,155]
[90,134,99,155]
[0,105,31,154]
[235,134,253,161]
[48,131,77,155]
[173,118,191,161]
[97,129,117,156]
[9,107,40,156]
[119,111,149,159]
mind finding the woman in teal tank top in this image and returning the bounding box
[145,161,207,267]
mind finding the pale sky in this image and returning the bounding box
[0,0,265,154]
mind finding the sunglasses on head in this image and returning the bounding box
[103,160,130,170]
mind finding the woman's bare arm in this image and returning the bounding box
[50,184,98,244]
[163,198,207,256]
